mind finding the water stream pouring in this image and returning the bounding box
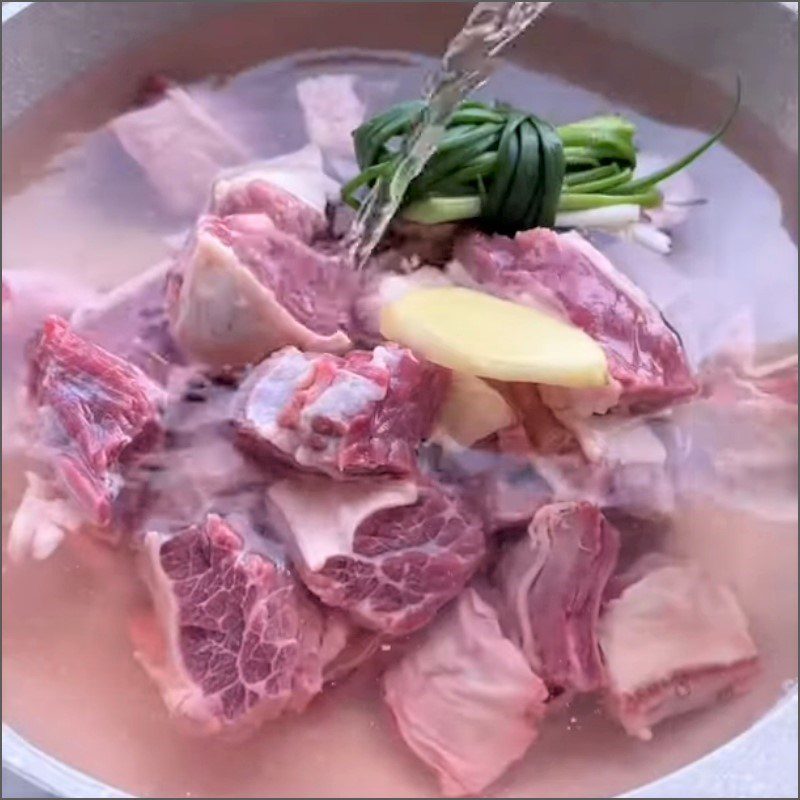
[347,1,552,268]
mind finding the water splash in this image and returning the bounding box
[347,2,552,268]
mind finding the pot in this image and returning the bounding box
[2,2,797,797]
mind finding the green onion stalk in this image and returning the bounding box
[342,79,740,236]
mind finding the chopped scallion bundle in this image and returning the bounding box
[342,79,740,235]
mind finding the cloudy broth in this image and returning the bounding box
[2,7,797,798]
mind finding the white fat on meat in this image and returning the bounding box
[239,347,315,431]
[302,371,385,424]
[7,472,85,562]
[110,86,249,217]
[211,143,338,219]
[296,75,366,181]
[383,588,548,797]
[170,221,351,368]
[239,346,412,477]
[267,477,418,571]
[598,561,759,741]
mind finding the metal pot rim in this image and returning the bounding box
[2,2,797,797]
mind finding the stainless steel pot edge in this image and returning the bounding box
[624,689,798,799]
[2,724,130,799]
[1,2,32,23]
[2,2,797,798]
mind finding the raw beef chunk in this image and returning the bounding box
[210,143,337,234]
[495,501,620,694]
[137,514,325,735]
[237,345,449,479]
[211,167,326,242]
[3,270,98,453]
[453,228,696,411]
[168,214,352,368]
[29,316,165,526]
[268,476,485,635]
[598,559,759,740]
[384,588,548,797]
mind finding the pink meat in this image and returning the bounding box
[210,173,326,243]
[137,514,325,735]
[267,476,485,636]
[598,560,759,740]
[383,588,548,797]
[495,502,620,694]
[110,84,249,217]
[2,270,97,355]
[2,270,98,452]
[168,214,352,368]
[453,228,697,411]
[6,269,173,559]
[29,316,165,526]
[236,345,449,480]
